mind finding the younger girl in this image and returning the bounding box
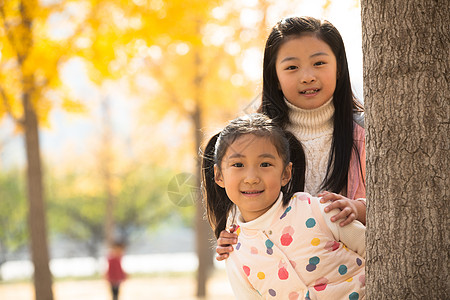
[216,16,366,260]
[202,113,365,299]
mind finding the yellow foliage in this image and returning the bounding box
[0,0,288,170]
[61,98,87,113]
[323,0,332,11]
[0,0,84,129]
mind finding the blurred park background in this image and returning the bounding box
[0,0,363,299]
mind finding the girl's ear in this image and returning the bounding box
[214,164,225,188]
[281,162,292,187]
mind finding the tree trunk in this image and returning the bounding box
[193,105,214,298]
[101,97,115,247]
[23,86,54,300]
[361,0,449,298]
[193,40,214,298]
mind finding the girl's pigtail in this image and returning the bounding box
[281,131,306,205]
[201,133,234,239]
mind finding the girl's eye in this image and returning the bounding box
[314,61,326,66]
[286,65,298,70]
[260,162,272,167]
[232,163,243,168]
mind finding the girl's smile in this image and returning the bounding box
[276,34,337,109]
[241,190,264,197]
[300,88,320,95]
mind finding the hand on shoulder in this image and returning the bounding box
[318,191,364,226]
[215,228,238,261]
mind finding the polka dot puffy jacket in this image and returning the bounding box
[228,192,365,300]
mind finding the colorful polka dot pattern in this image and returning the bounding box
[324,240,340,251]
[235,225,241,236]
[243,265,250,276]
[306,256,320,272]
[359,275,365,287]
[313,277,328,291]
[265,239,274,255]
[305,218,316,228]
[311,238,320,246]
[280,206,292,219]
[278,261,289,280]
[305,290,310,300]
[278,266,289,280]
[339,265,348,275]
[296,193,311,204]
[356,258,362,266]
[234,193,365,299]
[281,226,294,246]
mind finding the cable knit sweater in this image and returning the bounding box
[284,98,366,199]
[285,98,335,196]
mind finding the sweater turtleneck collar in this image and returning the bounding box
[237,192,284,235]
[285,97,335,139]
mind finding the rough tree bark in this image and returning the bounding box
[361,0,449,298]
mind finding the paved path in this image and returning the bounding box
[0,270,235,300]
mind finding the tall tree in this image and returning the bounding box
[100,97,116,247]
[0,1,53,298]
[0,0,85,298]
[361,0,449,298]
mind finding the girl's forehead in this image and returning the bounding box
[224,134,278,156]
[279,34,331,53]
[230,133,269,145]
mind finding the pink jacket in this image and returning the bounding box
[347,123,366,200]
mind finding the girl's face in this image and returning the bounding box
[214,134,292,222]
[275,34,337,110]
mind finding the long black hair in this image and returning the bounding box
[201,113,305,238]
[259,16,364,194]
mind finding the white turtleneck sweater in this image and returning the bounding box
[285,98,335,196]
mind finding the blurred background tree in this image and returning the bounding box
[0,0,85,298]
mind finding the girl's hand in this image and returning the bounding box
[318,191,366,226]
[216,227,238,261]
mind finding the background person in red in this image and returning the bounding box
[106,241,127,300]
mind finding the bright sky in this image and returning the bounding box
[0,0,363,169]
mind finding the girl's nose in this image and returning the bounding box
[300,69,316,83]
[244,169,260,184]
